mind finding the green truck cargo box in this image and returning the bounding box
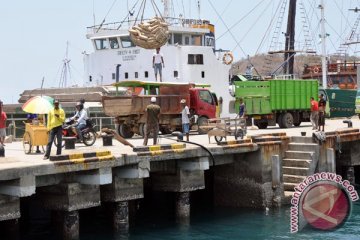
[234,79,318,115]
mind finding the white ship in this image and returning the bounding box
[83,0,233,117]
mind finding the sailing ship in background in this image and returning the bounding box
[237,0,360,118]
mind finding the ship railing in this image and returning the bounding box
[87,17,211,34]
[5,116,116,141]
[273,74,298,80]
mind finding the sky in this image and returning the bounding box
[1,0,360,104]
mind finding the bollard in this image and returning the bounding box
[343,120,353,128]
[0,145,4,157]
[102,134,114,146]
[63,137,76,150]
[171,131,183,141]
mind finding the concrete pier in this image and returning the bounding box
[113,201,129,233]
[63,210,79,240]
[175,192,190,224]
[0,125,359,238]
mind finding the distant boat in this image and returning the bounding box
[302,61,358,118]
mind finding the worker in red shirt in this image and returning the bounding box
[310,97,319,130]
[0,101,7,146]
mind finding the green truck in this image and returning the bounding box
[230,78,318,129]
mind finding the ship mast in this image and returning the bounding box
[283,0,297,75]
[319,0,327,89]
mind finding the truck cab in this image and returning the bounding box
[189,88,217,119]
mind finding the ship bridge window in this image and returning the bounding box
[188,54,203,65]
[192,35,202,46]
[168,33,172,44]
[184,35,190,45]
[205,36,215,47]
[109,37,119,49]
[120,36,135,48]
[174,34,182,45]
[94,39,109,50]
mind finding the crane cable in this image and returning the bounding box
[256,0,285,54]
[207,0,262,79]
[216,0,267,41]
[96,0,118,33]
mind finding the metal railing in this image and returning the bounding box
[6,116,116,140]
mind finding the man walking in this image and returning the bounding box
[180,99,190,141]
[153,48,165,82]
[310,97,319,130]
[0,101,7,146]
[44,99,65,160]
[143,97,161,146]
[318,94,326,132]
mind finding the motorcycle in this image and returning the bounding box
[54,118,97,147]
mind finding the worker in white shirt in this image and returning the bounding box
[153,47,165,82]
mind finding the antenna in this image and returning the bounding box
[197,0,201,19]
[59,41,71,88]
[163,0,171,18]
[41,77,45,97]
[93,0,96,29]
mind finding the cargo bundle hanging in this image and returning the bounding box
[129,0,169,49]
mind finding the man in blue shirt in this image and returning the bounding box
[238,98,246,118]
[70,102,88,142]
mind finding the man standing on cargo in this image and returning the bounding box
[143,97,161,146]
[180,99,190,141]
[310,97,319,130]
[318,94,326,131]
[153,48,165,82]
[0,101,7,146]
[44,99,65,160]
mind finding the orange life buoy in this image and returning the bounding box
[313,67,319,74]
[223,52,234,65]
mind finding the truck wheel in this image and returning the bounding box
[139,123,145,137]
[160,126,172,135]
[257,122,268,129]
[197,117,209,134]
[119,123,134,138]
[214,136,223,143]
[281,112,293,128]
[293,121,301,127]
[277,114,284,128]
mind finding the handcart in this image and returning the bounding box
[22,122,48,154]
[206,117,247,143]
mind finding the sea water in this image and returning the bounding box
[20,199,360,240]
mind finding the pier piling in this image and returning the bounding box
[113,201,129,233]
[175,192,190,225]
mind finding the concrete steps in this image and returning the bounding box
[283,166,309,175]
[285,150,314,159]
[283,174,306,183]
[288,143,318,152]
[284,182,298,191]
[282,139,319,204]
[290,136,314,144]
[283,158,311,168]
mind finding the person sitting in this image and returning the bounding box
[70,102,88,142]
